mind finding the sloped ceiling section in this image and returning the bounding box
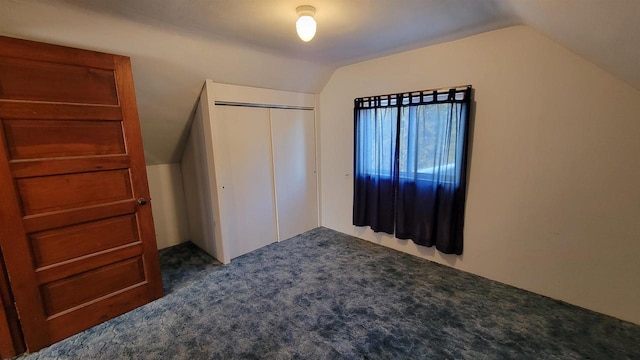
[507,0,640,95]
[1,0,639,164]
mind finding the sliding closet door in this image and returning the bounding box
[214,106,277,259]
[270,109,318,241]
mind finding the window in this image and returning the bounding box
[353,87,472,255]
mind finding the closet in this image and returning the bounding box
[181,81,318,264]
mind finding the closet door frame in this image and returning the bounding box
[204,81,319,262]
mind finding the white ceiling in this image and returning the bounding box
[53,0,520,66]
[1,0,639,164]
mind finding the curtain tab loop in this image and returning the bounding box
[448,88,456,101]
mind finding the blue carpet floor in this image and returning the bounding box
[17,227,640,359]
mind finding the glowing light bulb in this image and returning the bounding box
[296,6,316,42]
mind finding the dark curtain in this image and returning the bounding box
[353,105,398,234]
[353,88,472,255]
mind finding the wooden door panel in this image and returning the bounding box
[46,284,151,342]
[34,243,143,285]
[0,37,115,70]
[3,120,126,159]
[16,169,132,215]
[0,57,119,105]
[22,199,137,233]
[0,102,122,120]
[0,36,163,352]
[11,155,130,178]
[41,257,145,316]
[30,214,139,267]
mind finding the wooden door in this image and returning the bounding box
[0,36,163,351]
[270,109,319,241]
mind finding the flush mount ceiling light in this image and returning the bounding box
[296,5,317,42]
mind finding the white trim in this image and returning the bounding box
[208,81,315,109]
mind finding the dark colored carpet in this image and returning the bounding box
[18,227,640,359]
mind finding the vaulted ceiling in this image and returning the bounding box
[1,0,638,164]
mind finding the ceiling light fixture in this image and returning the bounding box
[296,5,317,42]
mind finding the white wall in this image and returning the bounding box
[319,25,640,325]
[146,164,190,249]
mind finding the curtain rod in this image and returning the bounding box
[214,101,314,111]
[356,84,471,100]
